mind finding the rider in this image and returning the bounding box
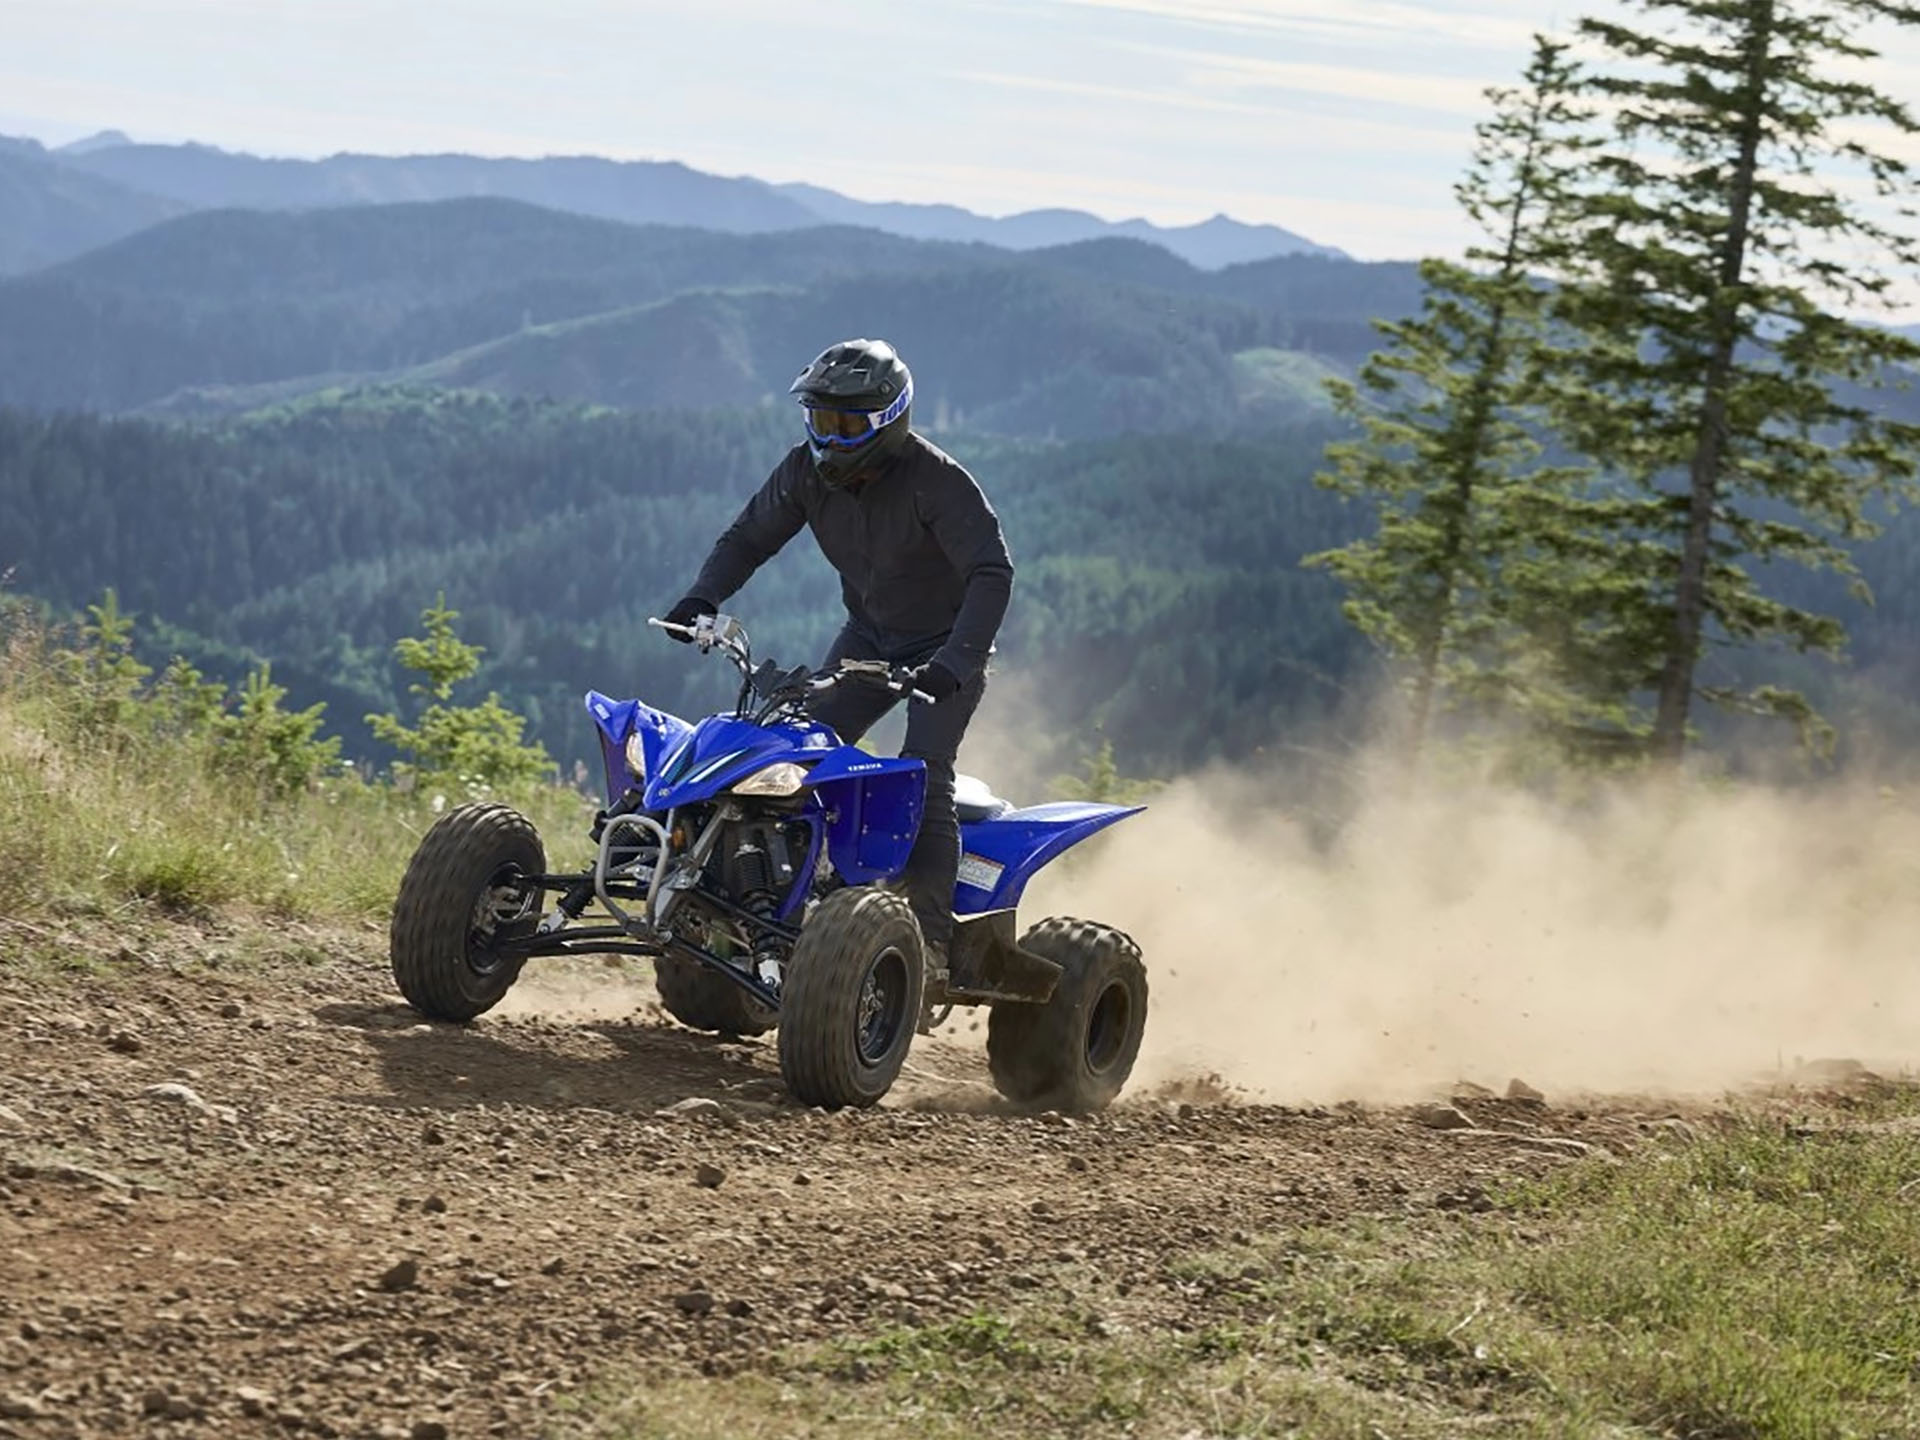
[662,338,1014,971]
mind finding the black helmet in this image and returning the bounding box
[790,338,914,485]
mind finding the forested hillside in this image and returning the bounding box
[0,200,1411,429]
[0,391,1370,778]
[0,191,1435,781]
[0,175,1910,778]
[0,203,976,413]
[6,385,1917,777]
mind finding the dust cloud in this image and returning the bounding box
[1021,768,1920,1102]
[504,677,1920,1105]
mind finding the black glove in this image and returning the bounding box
[662,595,715,643]
[913,661,963,704]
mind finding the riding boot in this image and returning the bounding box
[901,758,959,980]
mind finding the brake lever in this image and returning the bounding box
[648,615,729,653]
[887,663,936,704]
[885,674,937,704]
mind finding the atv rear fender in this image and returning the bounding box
[955,802,1144,915]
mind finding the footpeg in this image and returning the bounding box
[944,910,1061,1003]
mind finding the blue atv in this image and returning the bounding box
[389,614,1149,1111]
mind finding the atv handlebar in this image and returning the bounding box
[829,659,936,706]
[649,615,935,706]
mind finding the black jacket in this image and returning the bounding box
[690,435,1014,682]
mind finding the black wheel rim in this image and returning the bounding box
[1085,980,1132,1075]
[467,864,535,977]
[855,946,909,1066]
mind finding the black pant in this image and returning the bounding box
[806,626,986,960]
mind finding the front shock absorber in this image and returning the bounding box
[727,825,792,984]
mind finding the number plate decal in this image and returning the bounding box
[956,854,1005,893]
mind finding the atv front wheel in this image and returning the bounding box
[653,955,777,1038]
[778,887,924,1109]
[391,802,545,1022]
[987,918,1146,1113]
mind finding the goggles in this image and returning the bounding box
[801,377,913,450]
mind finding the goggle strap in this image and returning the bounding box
[870,376,912,428]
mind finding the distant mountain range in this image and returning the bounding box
[0,129,1341,277]
[770,183,1328,270]
[0,144,183,273]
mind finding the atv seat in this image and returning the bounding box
[953,773,1015,823]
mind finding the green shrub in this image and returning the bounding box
[213,664,341,801]
[150,654,226,737]
[366,594,552,789]
[54,590,151,742]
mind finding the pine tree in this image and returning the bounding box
[1310,38,1604,757]
[58,590,151,741]
[214,664,341,800]
[1546,0,1920,762]
[366,594,552,789]
[1051,738,1161,804]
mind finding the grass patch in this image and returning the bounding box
[1490,1120,1920,1437]
[0,606,595,933]
[1230,1110,1920,1437]
[0,712,593,924]
[560,1311,1436,1440]
[563,1102,1920,1439]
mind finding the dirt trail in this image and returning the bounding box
[0,932,1693,1439]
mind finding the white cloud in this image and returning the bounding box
[1040,0,1544,50]
[952,67,1471,153]
[1112,42,1499,118]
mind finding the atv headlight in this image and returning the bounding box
[732,762,808,797]
[624,731,647,781]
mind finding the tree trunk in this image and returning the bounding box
[1649,2,1773,764]
[1406,92,1553,764]
[1407,350,1498,760]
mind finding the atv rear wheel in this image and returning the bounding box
[778,887,924,1109]
[653,956,777,1038]
[987,918,1146,1113]
[391,802,544,1022]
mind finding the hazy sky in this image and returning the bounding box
[7,0,1920,276]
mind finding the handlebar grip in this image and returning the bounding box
[822,660,936,703]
